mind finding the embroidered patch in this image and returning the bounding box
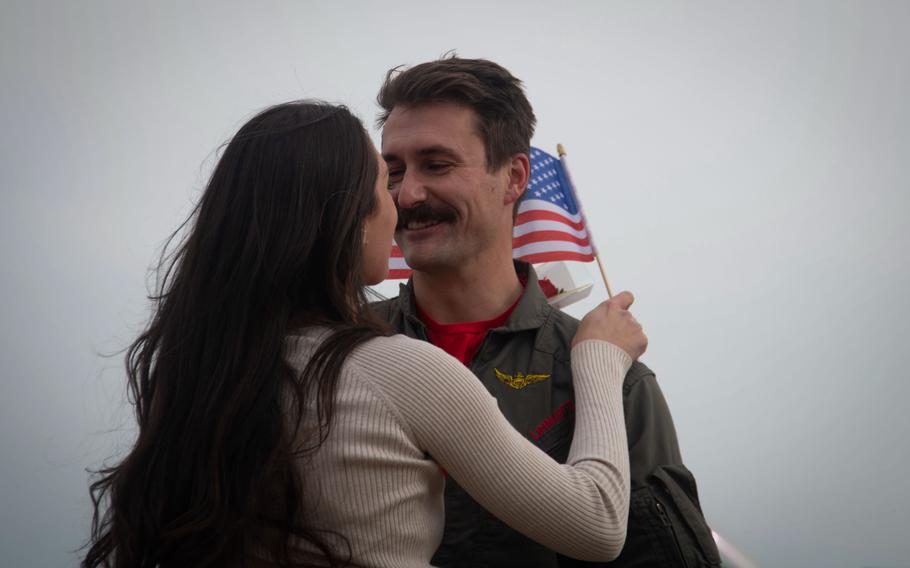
[530,399,574,441]
[493,368,551,390]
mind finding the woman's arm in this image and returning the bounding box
[358,336,632,562]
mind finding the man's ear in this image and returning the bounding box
[503,153,531,206]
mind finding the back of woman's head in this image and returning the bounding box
[84,101,384,568]
[194,102,378,321]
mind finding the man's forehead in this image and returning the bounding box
[381,102,483,157]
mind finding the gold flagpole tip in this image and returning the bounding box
[557,143,567,157]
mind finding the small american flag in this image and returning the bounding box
[387,146,594,279]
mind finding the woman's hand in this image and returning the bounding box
[573,291,648,360]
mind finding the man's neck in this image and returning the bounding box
[412,253,523,324]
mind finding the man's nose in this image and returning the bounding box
[395,171,428,210]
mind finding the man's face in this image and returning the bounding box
[381,102,515,274]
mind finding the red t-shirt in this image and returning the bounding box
[416,294,522,366]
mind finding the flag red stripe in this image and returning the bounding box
[512,231,590,248]
[388,268,413,279]
[516,210,586,231]
[517,251,595,264]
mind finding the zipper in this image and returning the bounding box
[655,500,672,526]
[655,497,689,567]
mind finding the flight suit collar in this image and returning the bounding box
[395,261,557,351]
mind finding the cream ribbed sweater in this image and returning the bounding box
[284,331,632,567]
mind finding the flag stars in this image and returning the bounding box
[523,147,578,214]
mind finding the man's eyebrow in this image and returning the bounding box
[382,145,461,163]
[417,145,461,160]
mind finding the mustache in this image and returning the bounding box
[396,203,457,229]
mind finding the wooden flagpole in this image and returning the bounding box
[556,143,614,298]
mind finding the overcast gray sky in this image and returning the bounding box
[2,1,909,566]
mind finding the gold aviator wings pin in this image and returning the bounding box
[494,368,551,390]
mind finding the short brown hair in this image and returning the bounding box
[377,56,536,172]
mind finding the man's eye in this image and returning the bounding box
[427,162,451,172]
[387,171,402,189]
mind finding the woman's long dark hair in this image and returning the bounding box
[83,101,387,567]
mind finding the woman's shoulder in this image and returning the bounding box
[283,329,458,377]
[349,333,458,372]
[347,334,482,398]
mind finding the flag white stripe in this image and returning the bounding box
[512,240,594,258]
[389,257,409,270]
[517,199,584,222]
[513,220,589,239]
